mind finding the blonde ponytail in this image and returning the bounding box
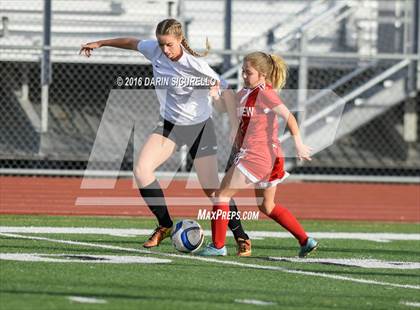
[268,54,288,90]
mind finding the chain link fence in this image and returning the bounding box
[0,0,418,179]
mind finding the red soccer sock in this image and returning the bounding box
[269,204,308,246]
[211,203,230,249]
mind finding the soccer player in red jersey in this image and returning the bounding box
[198,51,318,257]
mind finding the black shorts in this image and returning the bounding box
[152,117,218,160]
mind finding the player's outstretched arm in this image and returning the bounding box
[272,105,312,162]
[79,38,140,57]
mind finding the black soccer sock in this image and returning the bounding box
[139,179,173,228]
[228,199,250,240]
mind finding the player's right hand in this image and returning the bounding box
[209,80,221,99]
[79,41,101,57]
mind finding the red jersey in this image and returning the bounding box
[235,83,283,149]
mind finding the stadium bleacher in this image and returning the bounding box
[0,0,418,175]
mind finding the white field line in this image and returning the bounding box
[401,301,420,307]
[234,299,276,306]
[0,253,171,264]
[1,232,419,291]
[68,296,107,304]
[1,226,419,242]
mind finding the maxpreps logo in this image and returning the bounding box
[197,209,259,221]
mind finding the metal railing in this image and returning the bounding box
[221,0,355,85]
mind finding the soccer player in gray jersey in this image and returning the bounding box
[80,18,251,256]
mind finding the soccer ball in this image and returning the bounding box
[171,219,204,253]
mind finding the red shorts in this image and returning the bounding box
[234,144,289,188]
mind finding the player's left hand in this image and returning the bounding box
[295,142,312,161]
[79,41,101,57]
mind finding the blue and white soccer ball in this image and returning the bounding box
[171,219,204,253]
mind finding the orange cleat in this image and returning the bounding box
[143,225,172,248]
[236,238,252,257]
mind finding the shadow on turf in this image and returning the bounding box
[0,286,301,308]
[0,288,224,304]
[0,286,402,310]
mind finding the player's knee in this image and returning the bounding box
[134,162,154,184]
[258,200,275,216]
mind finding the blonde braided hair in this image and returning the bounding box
[156,18,210,57]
